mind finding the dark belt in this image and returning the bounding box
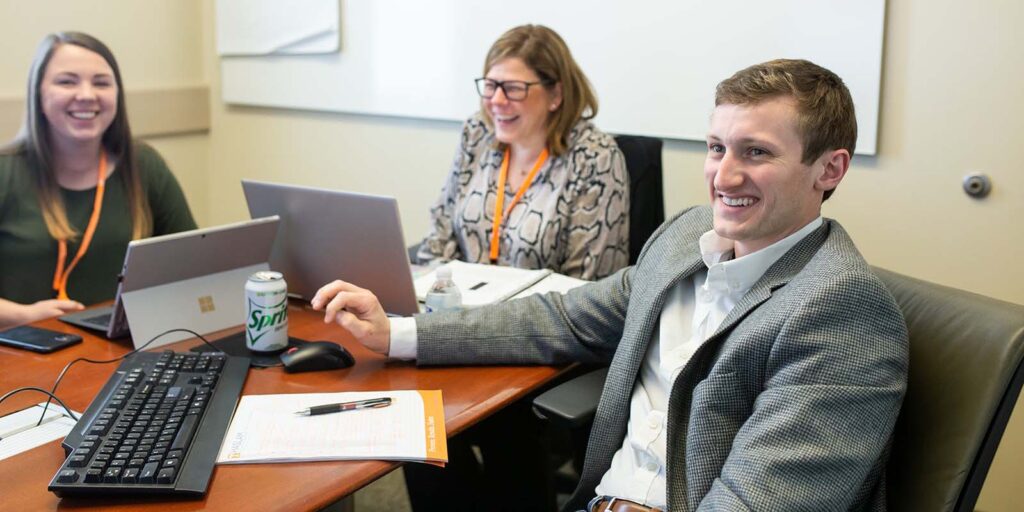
[589,496,664,512]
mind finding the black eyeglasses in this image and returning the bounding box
[475,78,552,101]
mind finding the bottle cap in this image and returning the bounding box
[436,266,453,279]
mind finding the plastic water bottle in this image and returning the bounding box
[424,266,462,313]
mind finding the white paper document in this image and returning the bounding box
[510,272,588,299]
[217,390,447,465]
[414,260,554,307]
[0,402,81,461]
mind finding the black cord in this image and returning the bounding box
[35,328,225,426]
[0,386,80,422]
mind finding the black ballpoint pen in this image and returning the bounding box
[294,397,392,416]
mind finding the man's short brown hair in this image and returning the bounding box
[715,59,856,201]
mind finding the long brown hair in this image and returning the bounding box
[481,25,598,156]
[3,31,151,240]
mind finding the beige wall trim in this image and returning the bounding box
[0,85,210,142]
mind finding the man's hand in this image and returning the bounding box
[310,280,391,355]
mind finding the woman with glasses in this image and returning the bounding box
[405,24,628,511]
[0,32,196,329]
[414,24,629,281]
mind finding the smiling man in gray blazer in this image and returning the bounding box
[314,59,908,512]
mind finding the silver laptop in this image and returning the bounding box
[242,180,420,316]
[60,217,280,348]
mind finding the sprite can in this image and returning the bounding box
[245,271,289,352]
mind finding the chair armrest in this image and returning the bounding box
[532,367,608,429]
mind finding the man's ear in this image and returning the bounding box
[815,148,851,193]
[549,82,563,112]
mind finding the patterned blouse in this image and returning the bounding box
[416,113,629,280]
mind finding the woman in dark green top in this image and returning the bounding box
[0,32,196,328]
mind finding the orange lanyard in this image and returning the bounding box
[489,147,548,262]
[52,152,107,300]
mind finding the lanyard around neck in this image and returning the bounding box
[52,151,108,300]
[489,146,548,262]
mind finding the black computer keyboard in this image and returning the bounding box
[48,350,249,497]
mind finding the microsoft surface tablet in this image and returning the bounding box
[61,216,280,347]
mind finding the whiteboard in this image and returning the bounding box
[220,0,885,154]
[215,0,339,56]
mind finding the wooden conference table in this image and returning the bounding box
[0,302,566,511]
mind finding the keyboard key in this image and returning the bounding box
[139,462,159,483]
[121,467,140,483]
[56,469,79,483]
[84,468,103,483]
[171,414,198,451]
[103,467,122,483]
[157,467,177,484]
[67,455,88,467]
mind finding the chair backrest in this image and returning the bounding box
[876,268,1024,511]
[613,135,665,264]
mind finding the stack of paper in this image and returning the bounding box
[415,260,570,307]
[510,272,588,299]
[217,390,447,465]
[0,402,81,461]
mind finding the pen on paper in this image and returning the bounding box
[469,281,488,290]
[294,397,392,416]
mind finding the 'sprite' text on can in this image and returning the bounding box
[245,271,289,352]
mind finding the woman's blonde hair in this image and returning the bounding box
[4,31,151,241]
[480,25,598,156]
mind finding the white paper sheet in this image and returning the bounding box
[217,390,447,465]
[414,260,552,307]
[0,402,80,461]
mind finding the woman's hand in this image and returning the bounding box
[0,298,84,330]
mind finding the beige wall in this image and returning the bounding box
[0,0,211,224]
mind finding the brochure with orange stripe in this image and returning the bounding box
[217,390,448,466]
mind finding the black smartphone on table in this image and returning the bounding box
[0,325,83,353]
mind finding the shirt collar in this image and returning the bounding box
[697,217,823,295]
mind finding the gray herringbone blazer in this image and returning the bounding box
[417,206,909,511]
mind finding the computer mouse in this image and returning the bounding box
[280,341,355,373]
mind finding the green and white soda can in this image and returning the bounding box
[245,271,289,352]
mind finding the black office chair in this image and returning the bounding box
[878,268,1024,511]
[613,134,665,264]
[534,268,1024,510]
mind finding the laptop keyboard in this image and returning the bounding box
[48,350,249,497]
[82,313,112,327]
